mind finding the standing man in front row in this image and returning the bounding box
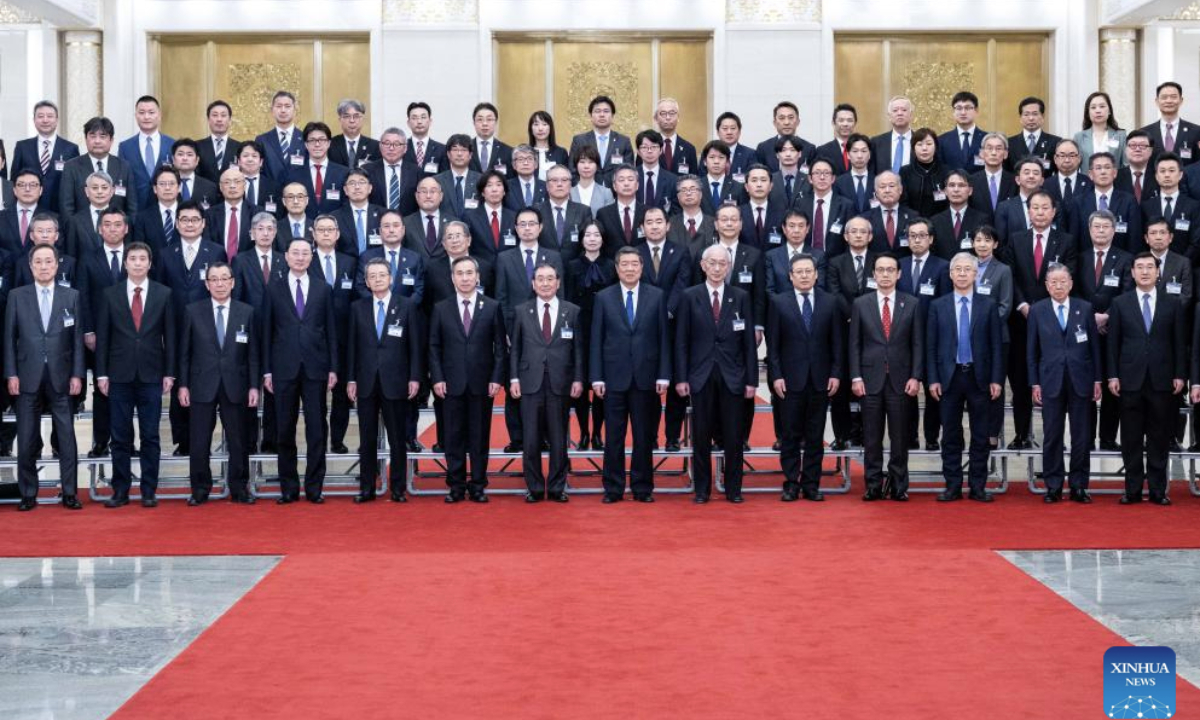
[1028,264,1102,504]
[674,245,758,504]
[262,237,338,505]
[926,253,1004,501]
[849,252,923,501]
[177,261,259,505]
[95,242,175,508]
[1108,252,1187,505]
[346,258,424,504]
[591,247,671,503]
[430,256,506,503]
[509,263,584,503]
[767,253,844,502]
[5,244,84,511]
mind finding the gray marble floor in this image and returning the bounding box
[0,555,280,720]
[1000,549,1200,687]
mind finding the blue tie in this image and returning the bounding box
[388,249,398,277]
[293,221,301,239]
[376,299,386,340]
[956,297,972,364]
[1057,304,1067,331]
[855,176,866,212]
[181,178,191,201]
[356,209,366,253]
[525,249,535,284]
[598,135,608,165]
[801,292,812,331]
[1142,293,1153,332]
[280,131,290,157]
[388,166,401,209]
[163,209,175,243]
[455,176,464,210]
[711,181,721,208]
[524,182,532,206]
[216,305,226,349]
[143,136,156,178]
[625,289,635,325]
[324,255,334,286]
[892,135,903,174]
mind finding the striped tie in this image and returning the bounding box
[39,139,50,174]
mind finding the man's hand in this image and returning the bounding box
[1019,305,1030,318]
[433,381,447,399]
[178,387,191,407]
[1031,385,1042,406]
[1174,379,1186,395]
[1095,313,1108,334]
[408,381,420,400]
[84,333,96,351]
[592,382,606,398]
[69,377,82,396]
[1191,386,1200,405]
[675,382,690,398]
[509,381,521,399]
[570,381,582,399]
[488,382,500,398]
[346,382,358,403]
[263,376,273,394]
[1108,379,1120,397]
[656,381,668,395]
[249,388,260,408]
[98,378,109,396]
[743,385,756,399]
[772,379,787,398]
[989,383,1002,400]
[928,383,942,400]
[1092,382,1102,403]
[328,373,337,391]
[904,378,919,397]
[827,378,840,397]
[852,379,866,397]
[755,329,764,347]
[162,377,174,395]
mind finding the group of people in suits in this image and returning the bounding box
[6,81,1200,510]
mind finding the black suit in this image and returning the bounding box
[1075,245,1134,446]
[668,213,717,251]
[1140,119,1200,166]
[364,160,419,217]
[241,175,279,215]
[178,299,258,500]
[968,170,1018,222]
[196,136,242,183]
[404,137,448,177]
[79,245,127,450]
[639,240,692,445]
[826,250,875,444]
[469,138,514,177]
[10,135,81,214]
[402,210,453,262]
[1140,193,1200,260]
[931,206,987,260]
[738,201,787,249]
[310,251,358,449]
[131,203,178,258]
[332,203,385,257]
[463,204,516,265]
[815,139,851,176]
[232,249,286,451]
[595,202,646,256]
[60,154,137,219]
[1115,165,1159,205]
[278,216,315,252]
[1005,131,1061,176]
[329,134,380,170]
[793,192,852,256]
[179,174,220,208]
[204,201,258,260]
[565,254,616,443]
[834,172,875,216]
[655,135,698,177]
[504,177,548,211]
[1066,189,1141,252]
[699,176,747,216]
[1107,288,1188,500]
[861,205,917,257]
[536,200,593,264]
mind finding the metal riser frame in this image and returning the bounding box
[715,453,857,494]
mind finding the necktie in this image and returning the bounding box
[40,139,50,174]
[956,297,971,363]
[95,159,104,174]
[1027,134,1036,154]
[652,245,661,274]
[712,290,721,323]
[1033,232,1044,277]
[356,209,366,252]
[324,255,334,286]
[645,171,655,206]
[131,286,143,331]
[293,221,302,239]
[881,296,892,340]
[246,177,256,207]
[388,166,401,208]
[989,174,998,210]
[181,178,191,201]
[1099,193,1108,212]
[555,207,565,244]
[1166,123,1176,153]
[1165,196,1175,220]
[1057,303,1067,331]
[893,135,903,174]
[960,132,970,161]
[39,288,51,331]
[625,289,635,325]
[280,131,290,157]
[801,292,812,330]
[855,175,866,212]
[623,206,632,243]
[144,136,156,178]
[389,249,398,277]
[110,250,120,281]
[226,205,239,260]
[262,253,270,285]
[19,208,29,244]
[184,243,195,270]
[462,298,473,333]
[295,278,305,317]
[711,181,721,208]
[542,302,552,341]
[885,209,895,247]
[425,214,437,252]
[1063,176,1073,199]
[524,181,533,206]
[755,206,764,241]
[813,199,825,250]
[480,140,490,169]
[785,175,794,202]
[348,140,357,167]
[1095,250,1105,285]
[664,138,673,170]
[841,142,849,171]
[455,176,464,209]
[525,249,535,284]
[913,258,922,286]
[215,137,225,167]
[314,164,324,199]
[216,305,226,348]
[163,209,174,243]
[1142,293,1153,331]
[93,210,100,233]
[855,254,864,287]
[376,299,386,340]
[416,140,425,168]
[490,210,500,246]
[688,218,697,239]
[953,210,963,240]
[1134,171,1144,204]
[598,135,608,165]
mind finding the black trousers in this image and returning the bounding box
[1008,316,1033,439]
[1041,385,1092,492]
[906,387,941,446]
[602,387,659,497]
[571,389,604,440]
[442,391,492,495]
[520,377,570,496]
[109,380,162,498]
[1092,335,1119,445]
[274,372,328,499]
[329,378,352,447]
[779,383,829,493]
[244,384,277,452]
[168,391,189,451]
[830,383,862,442]
[357,384,408,497]
[85,348,110,448]
[504,392,523,448]
[861,378,910,494]
[662,384,688,443]
[987,342,1009,439]
[16,374,77,499]
[1119,386,1175,499]
[690,376,745,498]
[189,384,248,499]
[939,367,991,494]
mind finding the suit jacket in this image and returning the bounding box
[1154,250,1193,308]
[728,143,756,179]
[861,204,917,256]
[1115,165,1159,203]
[1073,128,1127,169]
[636,165,678,212]
[815,139,851,175]
[241,174,279,214]
[636,240,691,317]
[509,298,584,395]
[870,131,907,176]
[95,279,175,383]
[849,290,925,394]
[570,182,615,215]
[255,127,307,185]
[261,274,337,381]
[936,127,988,172]
[1042,173,1094,210]
[1004,228,1078,310]
[158,240,225,326]
[994,194,1037,245]
[364,160,419,217]
[833,171,876,216]
[703,242,767,327]
[699,176,747,216]
[1140,119,1200,166]
[765,243,828,295]
[232,248,287,309]
[1027,297,1102,398]
[1140,193,1200,260]
[495,245,565,329]
[10,135,80,214]
[589,282,671,391]
[897,254,951,317]
[0,206,38,256]
[674,284,757,393]
[503,177,548,211]
[464,204,517,265]
[668,213,717,250]
[738,201,787,249]
[354,245,424,303]
[434,170,482,220]
[203,201,259,259]
[287,160,350,218]
[976,258,1014,334]
[428,293,506,395]
[404,137,448,177]
[329,134,380,170]
[1074,245,1134,314]
[12,256,84,298]
[1066,188,1141,252]
[468,138,514,177]
[178,298,259,403]
[278,216,315,252]
[654,135,698,176]
[568,130,634,184]
[1107,287,1187,392]
[968,169,1018,220]
[828,251,877,306]
[402,210,453,262]
[196,135,242,183]
[765,286,845,391]
[79,244,127,334]
[308,251,359,370]
[793,192,852,256]
[931,206,987,260]
[131,203,178,258]
[535,200,594,263]
[595,202,647,256]
[3,283,85,392]
[924,292,1004,391]
[754,135,817,175]
[770,169,811,208]
[346,293,424,399]
[179,174,220,208]
[117,133,176,210]
[1005,131,1061,175]
[332,202,385,256]
[66,207,105,259]
[60,154,136,218]
[422,254,495,312]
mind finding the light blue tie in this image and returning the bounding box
[598,135,608,165]
[293,221,301,239]
[956,297,972,364]
[39,288,51,331]
[625,289,635,325]
[892,135,904,174]
[388,249,398,278]
[143,136,156,178]
[1142,293,1153,332]
[1057,303,1067,331]
[376,299,386,340]
[216,305,226,348]
[324,255,334,286]
[356,209,366,253]
[524,182,532,206]
[388,166,401,209]
[1099,194,1108,212]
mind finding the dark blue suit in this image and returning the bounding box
[255,127,307,185]
[738,202,787,249]
[637,166,677,211]
[1066,189,1141,252]
[899,253,951,445]
[287,161,350,218]
[354,245,424,304]
[764,243,827,295]
[728,143,756,178]
[833,171,875,216]
[936,127,987,172]
[503,177,547,211]
[117,133,175,211]
[10,136,80,213]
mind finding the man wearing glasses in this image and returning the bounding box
[936,91,988,172]
[204,167,258,261]
[286,122,349,218]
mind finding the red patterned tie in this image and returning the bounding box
[885,210,896,247]
[688,218,696,239]
[623,206,633,243]
[226,205,239,260]
[542,303,552,341]
[1034,232,1045,278]
[1133,172,1143,204]
[1095,249,1104,286]
[663,138,673,171]
[314,164,324,199]
[953,211,962,241]
[712,290,720,324]
[881,296,891,340]
[131,286,143,331]
[262,254,270,285]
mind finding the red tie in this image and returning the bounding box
[841,142,849,171]
[663,138,673,171]
[755,206,764,241]
[881,296,891,340]
[712,290,721,324]
[19,209,29,245]
[542,302,552,341]
[623,206,633,243]
[314,164,324,199]
[1095,249,1104,285]
[262,254,270,285]
[491,210,500,247]
[953,211,962,241]
[1034,232,1045,277]
[688,218,697,239]
[131,286,143,331]
[885,209,896,247]
[1133,171,1143,204]
[226,205,239,260]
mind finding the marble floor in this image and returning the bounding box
[1000,549,1200,687]
[0,555,280,720]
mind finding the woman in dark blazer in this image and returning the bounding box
[565,221,616,449]
[899,127,950,219]
[528,110,570,182]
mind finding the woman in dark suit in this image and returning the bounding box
[528,111,569,182]
[899,127,950,219]
[565,221,616,449]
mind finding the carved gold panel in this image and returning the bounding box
[835,34,1048,137]
[493,41,546,147]
[659,40,710,145]
[552,42,654,141]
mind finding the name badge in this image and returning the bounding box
[387,325,404,338]
[341,278,353,290]
[265,200,278,214]
[732,318,746,332]
[866,278,878,289]
[114,184,127,197]
[1104,274,1119,287]
[933,190,947,202]
[732,172,746,184]
[973,156,985,166]
[722,198,738,207]
[1167,281,1182,295]
[58,278,71,288]
[1075,327,1089,344]
[569,231,579,243]
[199,268,208,280]
[54,159,65,172]
[1182,147,1194,160]
[494,162,507,175]
[401,274,415,286]
[612,154,624,165]
[738,270,752,283]
[1176,218,1190,232]
[63,314,75,328]
[561,327,574,339]
[768,231,782,245]
[960,237,973,249]
[504,232,516,246]
[424,162,439,174]
[236,330,249,344]
[799,165,810,175]
[898,235,909,247]
[1115,221,1128,234]
[830,221,843,234]
[1107,139,1120,149]
[869,197,880,209]
[1039,157,1051,169]
[919,282,935,296]
[290,154,304,166]
[976,283,992,295]
[464,198,479,210]
[636,228,645,239]
[677,164,690,175]
[326,188,341,201]
[369,234,382,246]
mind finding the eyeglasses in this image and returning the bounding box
[344,180,370,187]
[339,113,364,121]
[874,266,898,274]
[516,221,540,229]
[380,141,404,148]
[1055,152,1080,159]
[306,138,330,145]
[953,104,976,112]
[809,170,833,177]
[177,216,203,223]
[14,182,41,190]
[1126,143,1151,150]
[907,232,930,239]
[282,193,307,200]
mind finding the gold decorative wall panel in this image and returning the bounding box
[553,42,653,141]
[151,35,368,141]
[835,34,1048,137]
[493,41,546,147]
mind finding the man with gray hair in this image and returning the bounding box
[365,126,418,216]
[505,144,546,211]
[871,96,914,175]
[330,99,378,170]
[67,170,116,259]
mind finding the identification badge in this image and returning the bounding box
[869,197,880,209]
[265,200,277,214]
[1107,138,1120,149]
[1040,157,1051,169]
[326,189,341,201]
[494,162,507,175]
[919,283,935,296]
[1183,147,1194,160]
[768,231,782,245]
[236,330,249,344]
[401,274,415,286]
[1167,281,1182,295]
[561,327,574,339]
[424,162,439,174]
[199,268,207,280]
[569,231,579,243]
[57,278,71,288]
[341,278,353,290]
[830,221,843,234]
[114,184,127,197]
[933,190,947,202]
[366,233,382,246]
[63,316,75,328]
[1104,274,1119,287]
[976,283,992,295]
[738,270,752,283]
[387,325,404,338]
[960,237,973,249]
[504,232,516,246]
[898,235,909,247]
[464,198,479,210]
[1075,327,1089,343]
[612,154,623,165]
[866,278,878,289]
[722,198,738,207]
[732,172,746,184]
[54,159,65,172]
[732,318,746,332]
[1115,221,1128,234]
[677,164,690,175]
[1176,218,1191,232]
[799,165,810,175]
[290,154,304,166]
[973,156,985,166]
[636,227,645,239]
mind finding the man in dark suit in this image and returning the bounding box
[177,261,259,505]
[849,252,923,500]
[117,95,175,211]
[262,238,338,503]
[233,212,286,453]
[537,164,593,263]
[171,138,219,208]
[767,253,844,502]
[652,97,698,176]
[675,244,758,503]
[196,100,241,183]
[753,102,816,174]
[278,182,313,250]
[765,209,827,294]
[1117,130,1159,204]
[328,99,379,170]
[469,102,513,176]
[10,101,80,214]
[1067,152,1141,252]
[331,169,384,256]
[715,112,756,179]
[287,122,349,219]
[404,102,447,177]
[814,103,858,176]
[771,135,814,207]
[568,95,634,186]
[668,175,717,249]
[1108,252,1188,505]
[897,219,950,450]
[234,140,279,214]
[254,91,306,185]
[1006,97,1061,176]
[634,130,678,212]
[936,91,988,172]
[595,165,646,254]
[1139,82,1200,166]
[131,166,180,258]
[862,172,916,257]
[827,216,876,448]
[932,170,987,259]
[353,209,424,302]
[309,216,358,454]
[590,247,671,503]
[738,164,786,249]
[1143,218,1193,450]
[1141,153,1200,260]
[994,158,1047,244]
[60,116,136,219]
[925,253,1004,501]
[832,133,875,216]
[794,158,851,255]
[969,134,1018,222]
[346,258,423,503]
[80,208,132,459]
[1028,265,1102,503]
[436,134,482,221]
[95,241,175,507]
[0,169,44,255]
[204,168,258,261]
[508,263,584,502]
[637,207,691,451]
[462,170,514,265]
[366,127,419,217]
[4,244,84,511]
[698,141,748,216]
[504,145,547,211]
[429,256,506,502]
[870,97,915,176]
[64,170,113,259]
[1042,139,1093,210]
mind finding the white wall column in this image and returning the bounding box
[63,29,101,144]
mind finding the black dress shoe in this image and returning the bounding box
[187,496,207,507]
[890,492,909,502]
[406,439,425,453]
[308,495,325,504]
[1069,489,1092,504]
[444,493,464,504]
[173,446,188,456]
[141,497,158,508]
[665,440,681,452]
[802,489,825,502]
[829,438,849,451]
[1098,440,1121,451]
[524,493,542,503]
[908,439,921,450]
[1006,438,1024,450]
[862,488,883,502]
[726,494,744,504]
[1043,493,1060,504]
[468,492,489,503]
[968,491,994,503]
[276,496,296,505]
[353,493,376,504]
[926,440,940,451]
[390,492,408,503]
[936,491,962,502]
[549,493,569,503]
[601,494,621,504]
[259,442,276,454]
[771,440,781,451]
[1169,440,1184,453]
[231,495,257,505]
[742,441,751,451]
[780,489,799,502]
[712,441,723,451]
[633,494,655,503]
[87,444,109,458]
[575,437,590,451]
[1119,494,1142,504]
[17,498,36,511]
[331,442,349,454]
[62,495,83,510]
[591,435,604,450]
[693,495,709,504]
[1190,443,1200,452]
[431,443,444,453]
[503,443,522,453]
[105,496,129,508]
[1151,496,1173,506]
